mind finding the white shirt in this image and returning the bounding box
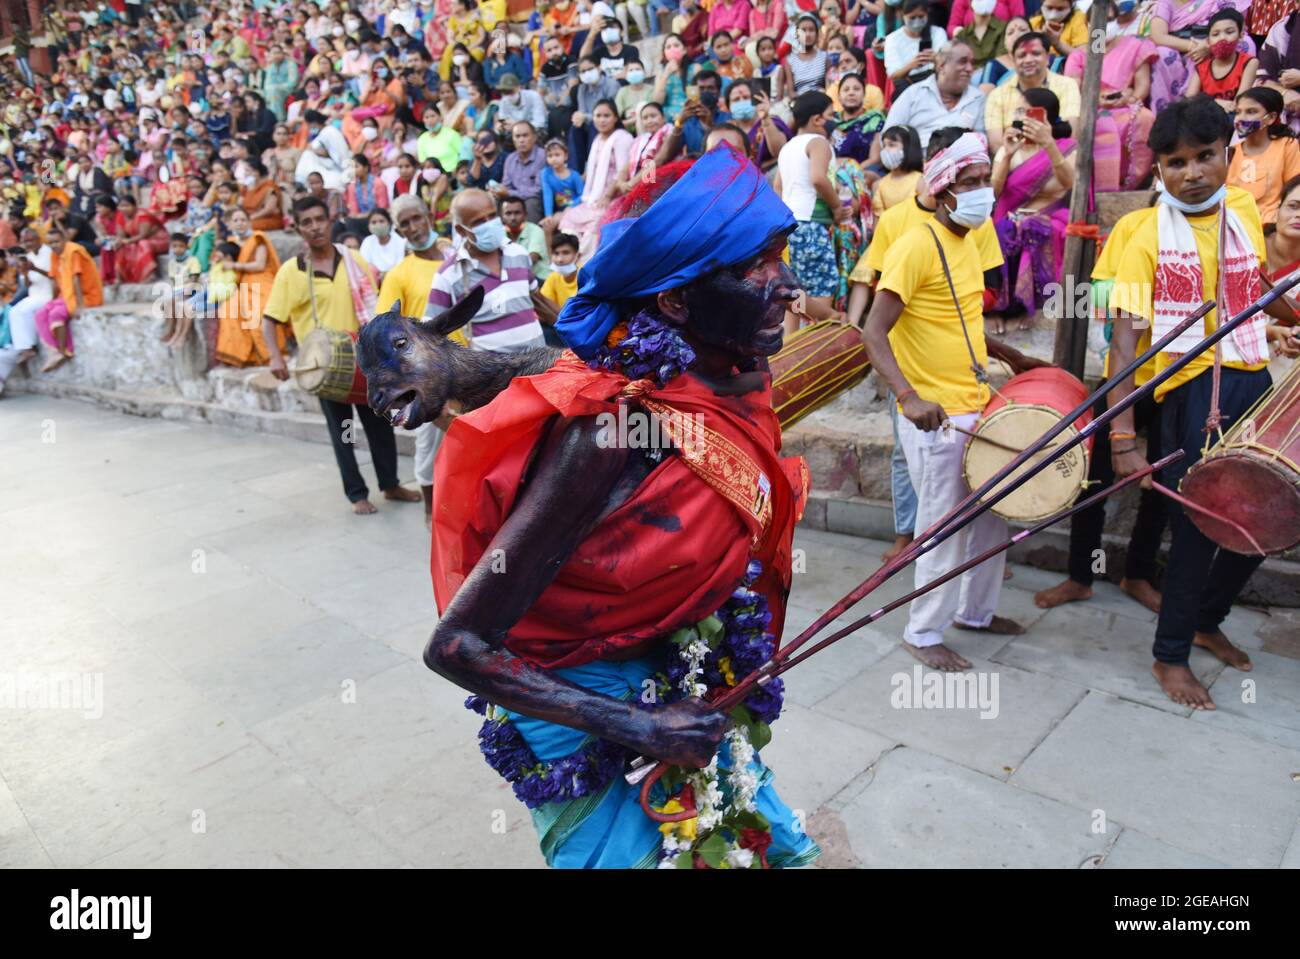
[360,233,409,274]
[312,125,352,172]
[883,25,948,79]
[26,247,55,302]
[778,133,824,222]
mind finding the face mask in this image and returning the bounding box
[345,17,361,31]
[550,260,577,276]
[375,67,390,79]
[1042,8,1069,22]
[828,51,841,66]
[453,54,469,66]
[601,27,620,44]
[233,223,252,237]
[905,16,926,32]
[333,25,345,36]
[881,147,904,169]
[730,99,755,121]
[971,0,996,14]
[1210,38,1238,60]
[422,167,439,181]
[455,84,471,98]
[371,221,390,238]
[408,226,436,250]
[468,216,506,252]
[362,126,378,140]
[1076,0,1092,12]
[665,46,684,62]
[1105,19,1119,39]
[627,68,645,85]
[239,172,256,186]
[426,118,442,132]
[1157,181,1226,214]
[1234,117,1263,137]
[580,68,600,84]
[946,186,995,227]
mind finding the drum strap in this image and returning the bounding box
[1205,207,1227,449]
[925,225,998,396]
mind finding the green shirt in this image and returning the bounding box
[417,127,464,175]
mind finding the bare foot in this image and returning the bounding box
[15,348,36,366]
[1120,577,1162,613]
[986,316,1006,335]
[954,615,1025,635]
[1152,661,1216,710]
[882,533,913,564]
[40,353,69,373]
[1014,313,1037,331]
[1034,578,1092,609]
[1004,567,1013,581]
[383,485,422,503]
[352,498,378,515]
[904,642,972,671]
[1193,629,1253,671]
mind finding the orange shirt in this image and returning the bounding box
[53,241,103,308]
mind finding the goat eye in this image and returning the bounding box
[394,337,408,350]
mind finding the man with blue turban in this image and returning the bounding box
[420,144,822,868]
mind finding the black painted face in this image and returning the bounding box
[681,236,799,358]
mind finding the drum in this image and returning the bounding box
[961,367,1093,523]
[769,321,871,429]
[293,327,368,405]
[1179,363,1300,555]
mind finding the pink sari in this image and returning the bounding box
[994,139,1077,313]
[1065,38,1156,192]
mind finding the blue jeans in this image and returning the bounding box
[646,0,677,34]
[888,391,918,536]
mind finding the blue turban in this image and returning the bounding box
[554,143,797,359]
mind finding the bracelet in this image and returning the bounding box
[1108,430,1137,441]
[896,388,917,403]
[1111,444,1138,455]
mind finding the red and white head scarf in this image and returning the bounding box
[922,132,990,195]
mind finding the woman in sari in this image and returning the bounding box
[93,195,122,289]
[990,87,1077,329]
[615,102,670,194]
[261,44,302,121]
[1063,24,1156,191]
[113,194,169,284]
[215,207,288,368]
[464,81,500,137]
[1263,176,1300,358]
[424,0,455,65]
[435,80,472,133]
[342,59,406,150]
[830,72,884,167]
[239,157,284,232]
[440,0,488,80]
[264,123,303,192]
[1148,0,1252,112]
[975,15,1029,91]
[829,155,872,312]
[558,99,634,260]
[145,151,191,227]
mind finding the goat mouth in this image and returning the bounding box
[386,390,420,429]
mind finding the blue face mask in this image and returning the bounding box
[1156,183,1226,214]
[408,226,436,251]
[730,99,756,121]
[1116,0,1137,12]
[468,216,507,252]
[946,186,996,227]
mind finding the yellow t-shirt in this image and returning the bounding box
[877,220,990,415]
[853,197,1004,282]
[1029,10,1090,51]
[540,270,578,309]
[376,253,469,347]
[871,170,923,216]
[264,249,374,344]
[1093,212,1155,386]
[1108,186,1269,402]
[985,71,1081,136]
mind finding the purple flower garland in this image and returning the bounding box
[585,309,697,385]
[464,561,785,810]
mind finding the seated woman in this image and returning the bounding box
[830,72,884,167]
[111,194,169,285]
[342,153,391,238]
[1183,8,1258,112]
[239,157,284,232]
[1227,87,1300,226]
[726,80,791,173]
[342,59,406,151]
[558,99,634,260]
[616,102,671,195]
[1262,175,1300,358]
[1064,22,1157,191]
[975,15,1029,92]
[990,87,1076,330]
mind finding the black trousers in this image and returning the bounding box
[319,397,401,503]
[1153,366,1272,665]
[1067,393,1167,586]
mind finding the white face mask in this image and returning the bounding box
[550,260,577,276]
[580,68,600,84]
[1042,7,1070,22]
[946,187,996,228]
[362,126,379,140]
[971,0,996,14]
[881,147,904,170]
[452,53,469,66]
[601,27,620,44]
[1105,19,1119,39]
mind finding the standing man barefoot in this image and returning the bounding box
[864,132,1041,672]
[1107,97,1295,709]
[263,195,421,515]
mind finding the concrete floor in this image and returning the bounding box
[2,396,1298,869]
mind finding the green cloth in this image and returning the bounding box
[954,17,1007,68]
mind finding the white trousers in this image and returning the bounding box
[414,420,443,487]
[7,294,47,351]
[896,412,1007,648]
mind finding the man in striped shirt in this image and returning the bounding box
[424,189,546,353]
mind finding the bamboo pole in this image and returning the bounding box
[1052,0,1110,375]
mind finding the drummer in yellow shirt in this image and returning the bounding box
[863,131,1046,673]
[1106,96,1300,711]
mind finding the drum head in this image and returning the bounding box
[1180,454,1300,555]
[962,405,1089,522]
[294,329,331,394]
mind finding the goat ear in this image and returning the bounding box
[430,283,486,338]
[388,299,403,316]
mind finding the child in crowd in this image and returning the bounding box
[871,124,924,213]
[1227,87,1300,226]
[540,232,580,310]
[1184,8,1258,114]
[171,240,238,350]
[540,139,584,240]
